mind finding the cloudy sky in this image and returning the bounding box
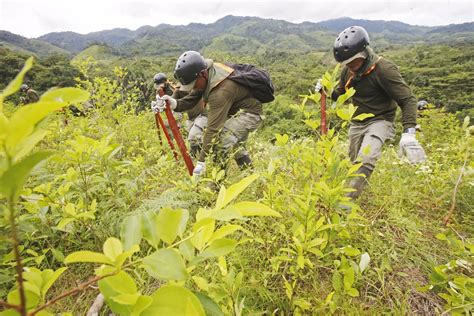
[1,0,473,38]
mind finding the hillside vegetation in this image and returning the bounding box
[0,16,473,315]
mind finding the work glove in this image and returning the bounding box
[158,95,178,110]
[150,100,165,113]
[193,161,206,177]
[314,79,323,93]
[399,131,427,164]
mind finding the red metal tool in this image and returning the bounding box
[153,108,179,160]
[320,90,328,135]
[158,88,195,176]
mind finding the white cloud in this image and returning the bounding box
[0,0,472,38]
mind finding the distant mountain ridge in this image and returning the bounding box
[2,16,473,57]
[0,30,69,56]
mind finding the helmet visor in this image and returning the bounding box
[179,79,197,92]
[340,51,368,66]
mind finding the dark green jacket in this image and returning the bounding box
[333,48,417,130]
[172,89,205,121]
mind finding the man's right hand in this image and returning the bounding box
[399,132,427,164]
[151,99,165,113]
[193,161,206,178]
[314,79,323,93]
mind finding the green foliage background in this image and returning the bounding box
[0,17,473,315]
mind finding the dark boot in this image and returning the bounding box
[190,145,201,158]
[346,165,373,200]
[235,155,252,170]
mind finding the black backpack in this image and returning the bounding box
[226,63,275,103]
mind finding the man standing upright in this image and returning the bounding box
[326,26,426,199]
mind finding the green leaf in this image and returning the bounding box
[193,291,225,316]
[40,87,89,104]
[13,129,48,162]
[142,249,188,281]
[99,271,137,296]
[341,246,361,257]
[215,186,227,211]
[64,251,112,265]
[200,238,237,258]
[191,218,215,251]
[231,201,281,217]
[1,56,34,100]
[275,133,289,146]
[103,237,123,262]
[192,276,209,291]
[7,289,40,309]
[141,211,160,248]
[111,293,140,305]
[56,218,76,231]
[209,225,242,243]
[332,272,342,292]
[121,215,142,251]
[41,267,67,298]
[0,151,53,201]
[7,102,70,155]
[297,255,305,269]
[197,207,244,222]
[179,239,195,261]
[132,296,153,315]
[336,108,352,121]
[346,287,359,297]
[98,271,137,315]
[141,285,205,316]
[435,233,447,241]
[215,174,259,210]
[304,119,320,130]
[359,253,371,273]
[156,208,189,245]
[353,113,375,121]
[343,267,355,290]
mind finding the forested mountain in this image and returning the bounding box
[0,30,70,56]
[1,15,473,58]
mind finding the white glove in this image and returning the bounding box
[399,132,427,164]
[193,161,206,177]
[314,79,323,93]
[151,99,165,113]
[159,95,177,110]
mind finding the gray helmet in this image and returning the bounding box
[174,51,207,85]
[20,84,29,92]
[417,100,429,110]
[153,73,167,85]
[333,26,370,63]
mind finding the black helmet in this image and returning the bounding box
[174,51,207,85]
[153,73,167,85]
[333,26,370,63]
[20,84,29,92]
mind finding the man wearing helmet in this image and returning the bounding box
[152,72,208,158]
[156,51,263,177]
[330,26,426,200]
[19,84,39,104]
